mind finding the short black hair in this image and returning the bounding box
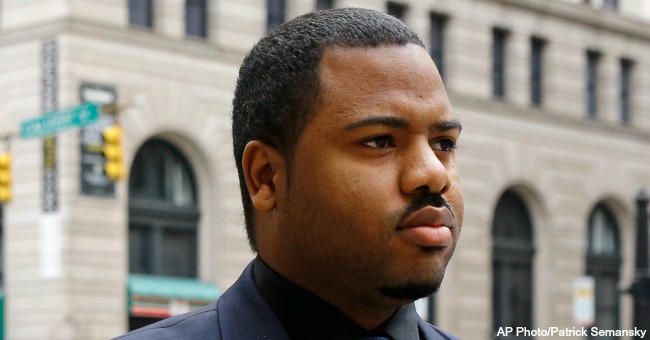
[232,7,425,251]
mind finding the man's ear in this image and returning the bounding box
[242,140,285,212]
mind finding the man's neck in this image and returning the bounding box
[258,254,401,329]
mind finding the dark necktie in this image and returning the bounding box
[363,336,391,340]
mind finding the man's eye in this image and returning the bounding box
[431,138,457,152]
[362,136,395,148]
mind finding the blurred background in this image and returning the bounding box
[0,0,649,339]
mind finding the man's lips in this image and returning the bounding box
[396,206,453,248]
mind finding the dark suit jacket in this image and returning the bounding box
[114,261,458,339]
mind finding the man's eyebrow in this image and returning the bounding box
[432,119,462,133]
[344,116,462,133]
[344,116,410,131]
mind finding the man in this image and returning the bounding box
[117,7,463,340]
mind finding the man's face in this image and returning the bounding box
[272,43,463,309]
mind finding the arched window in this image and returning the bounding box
[586,203,621,339]
[128,140,199,278]
[492,189,534,339]
[127,140,218,331]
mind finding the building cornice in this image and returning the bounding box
[0,18,245,65]
[449,91,650,144]
[493,0,650,42]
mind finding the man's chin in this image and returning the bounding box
[379,245,454,301]
[379,280,442,301]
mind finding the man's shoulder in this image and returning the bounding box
[418,319,460,340]
[112,261,288,340]
[112,302,220,340]
[430,325,460,340]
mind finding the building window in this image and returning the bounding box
[492,28,508,98]
[428,294,436,324]
[603,0,619,11]
[387,1,407,21]
[186,0,207,38]
[429,12,447,79]
[530,37,545,106]
[316,0,334,10]
[128,139,199,279]
[492,189,534,339]
[585,0,618,10]
[415,294,436,325]
[620,58,633,125]
[129,0,153,28]
[586,50,601,119]
[586,203,621,339]
[267,0,286,32]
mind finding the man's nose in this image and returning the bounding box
[399,141,452,195]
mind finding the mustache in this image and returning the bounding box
[400,193,454,222]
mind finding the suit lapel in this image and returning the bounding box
[216,262,292,340]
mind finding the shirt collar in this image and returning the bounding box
[253,256,422,340]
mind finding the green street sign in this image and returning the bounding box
[20,103,100,139]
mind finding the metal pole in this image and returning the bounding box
[632,189,649,338]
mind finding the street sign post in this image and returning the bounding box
[20,103,99,139]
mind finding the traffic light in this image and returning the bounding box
[0,152,11,203]
[102,124,124,180]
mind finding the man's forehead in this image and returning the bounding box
[320,43,429,66]
[316,44,445,107]
[317,44,438,94]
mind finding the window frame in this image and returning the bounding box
[586,203,621,339]
[492,189,535,339]
[185,0,208,38]
[387,1,407,21]
[492,28,509,99]
[586,50,601,119]
[128,139,200,279]
[266,0,286,32]
[128,0,154,28]
[620,58,633,125]
[429,12,447,80]
[530,36,545,106]
[603,0,619,11]
[316,0,334,10]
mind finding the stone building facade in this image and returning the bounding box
[0,0,649,339]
